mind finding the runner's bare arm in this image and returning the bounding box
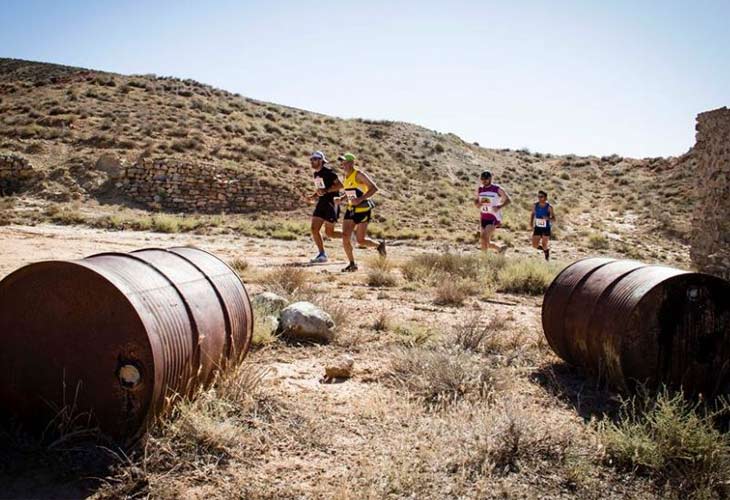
[474,188,481,207]
[351,171,378,205]
[549,205,556,222]
[529,205,535,227]
[495,188,511,210]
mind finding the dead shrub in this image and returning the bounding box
[387,346,493,407]
[452,312,510,353]
[261,267,310,297]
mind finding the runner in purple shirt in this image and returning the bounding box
[474,170,511,253]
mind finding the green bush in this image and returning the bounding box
[587,233,610,250]
[497,258,558,295]
[599,388,730,497]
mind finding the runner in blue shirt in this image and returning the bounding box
[529,190,555,260]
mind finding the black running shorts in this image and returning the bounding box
[344,209,372,224]
[313,199,339,223]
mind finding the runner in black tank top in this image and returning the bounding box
[308,151,343,263]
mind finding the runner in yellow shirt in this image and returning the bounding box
[336,153,386,272]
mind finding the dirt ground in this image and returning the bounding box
[0,223,688,499]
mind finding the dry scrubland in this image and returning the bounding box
[0,226,727,500]
[0,58,695,265]
[0,59,727,499]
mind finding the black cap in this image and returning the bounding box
[480,170,492,179]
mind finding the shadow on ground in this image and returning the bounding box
[530,361,620,421]
[0,427,120,500]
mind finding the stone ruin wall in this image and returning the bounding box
[691,107,730,280]
[120,158,299,214]
[0,154,41,196]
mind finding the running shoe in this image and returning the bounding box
[377,240,387,257]
[341,262,358,272]
[310,253,328,263]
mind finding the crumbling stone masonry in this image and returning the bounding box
[120,158,299,213]
[691,107,730,280]
[0,153,40,196]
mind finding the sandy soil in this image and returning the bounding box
[0,223,679,498]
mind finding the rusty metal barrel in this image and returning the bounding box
[542,258,730,396]
[0,247,253,444]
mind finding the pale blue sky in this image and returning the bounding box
[1,0,728,157]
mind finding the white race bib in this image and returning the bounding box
[479,192,499,214]
[535,218,547,228]
[345,189,358,201]
[314,177,325,189]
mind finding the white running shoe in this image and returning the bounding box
[310,253,328,263]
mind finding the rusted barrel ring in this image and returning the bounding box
[0,247,252,444]
[542,258,730,396]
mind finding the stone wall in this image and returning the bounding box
[691,107,730,280]
[0,153,39,196]
[120,158,299,213]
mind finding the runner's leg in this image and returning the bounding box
[324,222,342,240]
[355,222,379,248]
[531,234,541,249]
[311,217,325,254]
[342,219,356,263]
[484,225,500,251]
[542,235,550,260]
[480,224,490,250]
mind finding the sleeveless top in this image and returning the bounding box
[534,202,552,229]
[343,169,373,213]
[477,184,502,222]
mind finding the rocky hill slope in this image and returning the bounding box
[0,58,695,255]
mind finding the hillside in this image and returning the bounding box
[0,58,696,262]
[2,59,728,499]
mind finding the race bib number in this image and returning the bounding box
[479,193,498,214]
[535,218,547,228]
[314,177,325,189]
[345,189,358,201]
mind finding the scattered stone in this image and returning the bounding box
[324,355,354,380]
[252,292,289,314]
[279,301,335,343]
[95,153,123,178]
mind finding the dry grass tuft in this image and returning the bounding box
[587,233,610,250]
[261,267,310,296]
[598,388,730,498]
[228,256,249,276]
[372,308,391,332]
[451,312,510,353]
[366,255,398,287]
[387,346,493,407]
[433,279,476,306]
[496,258,559,295]
[251,301,278,347]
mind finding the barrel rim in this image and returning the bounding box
[0,258,159,444]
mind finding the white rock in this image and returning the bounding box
[252,292,289,314]
[279,301,335,343]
